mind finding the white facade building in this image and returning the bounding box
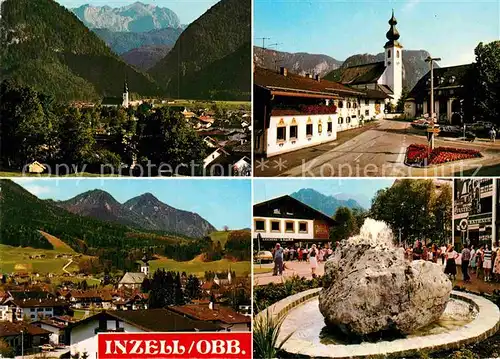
[266,114,338,157]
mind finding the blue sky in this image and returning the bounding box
[253,178,395,209]
[13,179,251,230]
[254,0,500,67]
[56,0,218,24]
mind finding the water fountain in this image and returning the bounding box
[257,219,500,358]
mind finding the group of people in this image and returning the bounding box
[444,244,500,282]
[272,243,336,278]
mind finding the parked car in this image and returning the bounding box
[254,251,273,263]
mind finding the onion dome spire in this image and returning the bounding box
[385,10,402,48]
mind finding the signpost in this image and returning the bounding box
[425,56,441,150]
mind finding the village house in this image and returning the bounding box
[253,12,406,157]
[404,64,472,124]
[168,301,251,332]
[0,321,51,356]
[32,316,76,345]
[253,195,337,250]
[68,309,221,359]
[117,272,146,290]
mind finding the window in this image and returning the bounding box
[31,315,35,319]
[277,126,286,142]
[396,50,400,58]
[306,123,313,137]
[338,117,343,124]
[255,219,265,232]
[365,110,370,116]
[290,125,298,139]
[271,221,280,232]
[37,308,43,312]
[338,101,343,108]
[346,117,351,124]
[285,221,294,233]
[299,222,308,233]
[30,309,35,312]
[45,308,51,311]
[365,99,369,105]
[318,122,323,134]
[388,49,392,58]
[347,102,351,109]
[327,121,333,133]
[353,102,357,109]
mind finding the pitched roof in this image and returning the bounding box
[408,63,473,98]
[67,309,221,332]
[254,67,365,98]
[0,321,51,337]
[364,88,390,100]
[13,298,69,308]
[168,304,251,325]
[253,195,337,226]
[339,61,387,85]
[119,272,146,284]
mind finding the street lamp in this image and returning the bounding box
[425,56,441,149]
[20,329,24,359]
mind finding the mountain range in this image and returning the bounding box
[0,0,251,102]
[0,0,160,101]
[290,188,364,217]
[255,47,434,91]
[149,0,251,100]
[56,190,216,238]
[93,27,182,54]
[254,47,342,78]
[121,45,172,71]
[71,2,182,32]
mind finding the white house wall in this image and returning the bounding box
[254,217,315,241]
[266,114,337,157]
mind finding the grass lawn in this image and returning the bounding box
[0,244,81,274]
[149,257,251,277]
[73,308,102,320]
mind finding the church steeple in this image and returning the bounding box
[385,9,402,48]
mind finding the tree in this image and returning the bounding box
[330,207,359,241]
[136,108,207,174]
[370,179,452,245]
[471,41,500,125]
[396,87,409,113]
[185,275,201,300]
[58,107,96,170]
[0,339,14,358]
[225,230,251,260]
[0,80,52,168]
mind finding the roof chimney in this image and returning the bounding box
[279,67,287,77]
[315,74,321,82]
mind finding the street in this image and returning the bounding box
[255,119,500,177]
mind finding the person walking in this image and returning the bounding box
[476,246,484,280]
[470,245,476,274]
[461,244,471,282]
[444,245,458,280]
[273,243,284,276]
[484,245,492,281]
[309,244,318,278]
[490,127,497,142]
[493,247,500,282]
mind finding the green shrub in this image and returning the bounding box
[253,309,294,359]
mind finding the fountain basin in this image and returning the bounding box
[256,288,500,358]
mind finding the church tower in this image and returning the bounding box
[383,10,403,105]
[122,81,129,108]
[140,254,149,277]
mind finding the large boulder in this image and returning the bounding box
[318,219,452,336]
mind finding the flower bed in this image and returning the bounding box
[405,144,482,167]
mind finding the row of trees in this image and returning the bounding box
[329,179,452,245]
[0,80,208,173]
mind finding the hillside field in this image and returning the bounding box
[149,257,250,277]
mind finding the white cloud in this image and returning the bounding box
[23,185,53,197]
[402,0,421,12]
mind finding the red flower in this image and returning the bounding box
[405,144,482,166]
